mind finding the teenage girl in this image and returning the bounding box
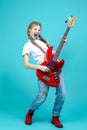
[22,21,67,128]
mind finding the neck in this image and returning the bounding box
[53,27,70,61]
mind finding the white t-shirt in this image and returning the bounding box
[22,39,48,64]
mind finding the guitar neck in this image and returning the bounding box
[53,27,70,61]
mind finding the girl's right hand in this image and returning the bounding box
[38,65,50,73]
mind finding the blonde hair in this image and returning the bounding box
[27,21,50,53]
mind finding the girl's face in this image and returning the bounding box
[29,25,41,39]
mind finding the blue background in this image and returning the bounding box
[0,0,87,130]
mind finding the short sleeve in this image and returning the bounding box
[22,43,30,56]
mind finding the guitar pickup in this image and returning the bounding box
[42,76,50,82]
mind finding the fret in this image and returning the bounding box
[53,27,70,61]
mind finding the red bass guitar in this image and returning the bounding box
[36,16,77,87]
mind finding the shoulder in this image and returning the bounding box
[23,40,34,50]
[23,40,31,47]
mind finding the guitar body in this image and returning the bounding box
[36,46,64,87]
[36,16,77,87]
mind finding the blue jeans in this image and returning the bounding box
[29,72,66,116]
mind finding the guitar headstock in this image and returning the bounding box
[65,16,78,27]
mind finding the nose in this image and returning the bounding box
[36,30,40,33]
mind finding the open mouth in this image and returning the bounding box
[34,33,38,38]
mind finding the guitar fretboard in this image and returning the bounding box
[53,27,70,61]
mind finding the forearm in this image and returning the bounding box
[23,54,39,70]
[24,62,40,70]
[23,54,49,72]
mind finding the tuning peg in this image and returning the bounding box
[68,16,73,20]
[65,16,73,23]
[65,20,68,23]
